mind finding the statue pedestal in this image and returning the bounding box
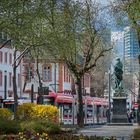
[111,97,128,123]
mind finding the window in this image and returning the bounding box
[0,71,2,86]
[64,65,69,82]
[5,52,7,63]
[9,72,12,87]
[0,51,2,63]
[43,64,52,81]
[18,74,20,87]
[9,53,12,64]
[26,67,32,81]
[25,65,34,81]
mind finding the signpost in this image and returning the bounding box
[133,103,138,110]
[133,103,138,123]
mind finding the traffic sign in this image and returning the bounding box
[133,103,138,109]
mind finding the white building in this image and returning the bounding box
[0,45,21,100]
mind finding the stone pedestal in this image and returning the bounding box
[111,97,128,123]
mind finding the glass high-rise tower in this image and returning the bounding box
[124,26,140,74]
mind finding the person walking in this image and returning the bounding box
[127,110,131,123]
[130,110,134,123]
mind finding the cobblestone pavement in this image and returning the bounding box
[76,124,139,140]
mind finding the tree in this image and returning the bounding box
[43,0,112,127]
[90,51,111,97]
[0,0,45,117]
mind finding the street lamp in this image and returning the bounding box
[108,68,111,123]
[138,55,140,124]
[4,70,7,100]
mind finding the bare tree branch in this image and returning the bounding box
[82,47,112,74]
[0,39,11,49]
[14,47,29,64]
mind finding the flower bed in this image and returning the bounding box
[0,133,118,140]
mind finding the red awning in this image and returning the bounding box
[55,94,74,103]
[47,92,57,98]
[93,97,102,105]
[86,96,93,105]
[102,98,108,106]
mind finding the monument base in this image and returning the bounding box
[107,123,133,126]
[112,115,128,123]
[111,97,128,123]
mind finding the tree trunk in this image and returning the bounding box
[13,50,18,119]
[76,78,84,128]
[36,58,43,104]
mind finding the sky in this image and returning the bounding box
[111,31,124,59]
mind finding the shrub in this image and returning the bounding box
[133,128,140,138]
[0,120,21,134]
[46,122,61,134]
[16,103,36,120]
[0,108,13,120]
[31,105,58,122]
[20,120,46,133]
[16,103,58,123]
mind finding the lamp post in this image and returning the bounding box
[4,70,7,100]
[54,63,57,93]
[138,55,140,124]
[108,68,111,123]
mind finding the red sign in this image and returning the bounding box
[133,103,138,109]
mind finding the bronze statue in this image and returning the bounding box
[114,58,123,90]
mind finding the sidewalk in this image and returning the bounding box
[76,123,139,140]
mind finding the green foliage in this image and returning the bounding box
[133,128,140,138]
[0,119,61,135]
[48,134,106,140]
[46,122,61,134]
[16,103,36,120]
[20,120,47,133]
[0,108,13,120]
[0,120,21,134]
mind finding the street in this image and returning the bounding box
[77,124,139,140]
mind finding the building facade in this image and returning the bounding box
[124,26,140,74]
[22,60,91,98]
[123,26,140,107]
[0,33,21,99]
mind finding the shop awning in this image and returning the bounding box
[55,94,74,103]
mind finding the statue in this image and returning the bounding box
[114,58,123,93]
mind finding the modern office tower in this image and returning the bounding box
[124,26,140,74]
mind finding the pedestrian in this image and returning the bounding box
[127,110,131,123]
[106,108,110,123]
[130,110,134,123]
